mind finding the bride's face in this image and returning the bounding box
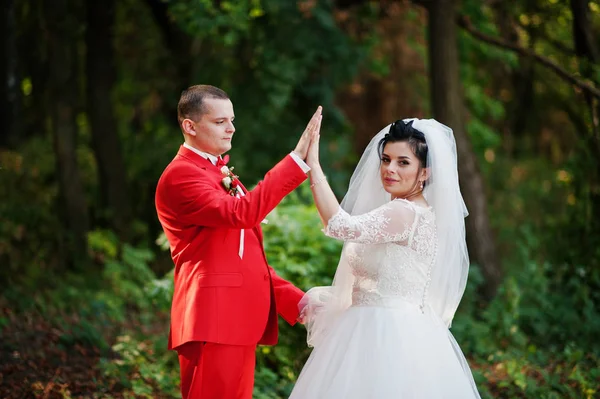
[379,141,425,199]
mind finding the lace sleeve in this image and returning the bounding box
[323,200,416,244]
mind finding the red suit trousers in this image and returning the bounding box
[177,341,257,399]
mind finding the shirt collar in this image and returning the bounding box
[183,142,220,166]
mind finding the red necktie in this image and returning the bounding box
[216,154,229,168]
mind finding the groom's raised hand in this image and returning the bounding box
[293,106,322,160]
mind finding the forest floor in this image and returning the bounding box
[0,303,121,399]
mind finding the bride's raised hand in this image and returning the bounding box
[306,114,322,168]
[294,106,322,160]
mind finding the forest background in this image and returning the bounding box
[1,0,599,398]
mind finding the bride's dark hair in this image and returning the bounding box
[378,120,428,167]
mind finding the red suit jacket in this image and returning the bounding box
[155,145,306,350]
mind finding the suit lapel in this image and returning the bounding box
[176,145,213,170]
[177,146,232,194]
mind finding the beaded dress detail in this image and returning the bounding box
[325,198,436,310]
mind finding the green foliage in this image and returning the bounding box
[255,183,343,396]
[452,261,600,399]
[98,184,341,398]
[4,186,599,397]
[0,139,67,286]
[452,4,600,397]
[100,335,179,398]
[62,236,180,396]
[100,191,599,398]
[4,0,600,397]
[262,184,342,289]
[166,0,375,183]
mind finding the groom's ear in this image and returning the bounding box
[181,118,197,137]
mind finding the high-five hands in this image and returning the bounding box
[294,106,323,160]
[306,111,322,168]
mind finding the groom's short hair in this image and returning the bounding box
[178,85,229,124]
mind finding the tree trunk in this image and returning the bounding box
[492,4,535,156]
[570,0,600,138]
[571,0,599,65]
[16,0,48,145]
[336,3,428,154]
[144,0,193,120]
[570,0,600,255]
[45,0,89,269]
[425,0,502,298]
[86,0,132,239]
[0,0,15,148]
[144,0,192,82]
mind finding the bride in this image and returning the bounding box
[290,119,481,398]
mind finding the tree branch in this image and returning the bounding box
[540,28,576,57]
[515,20,577,57]
[458,15,600,100]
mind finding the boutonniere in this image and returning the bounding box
[221,165,243,197]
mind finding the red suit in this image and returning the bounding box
[155,145,306,398]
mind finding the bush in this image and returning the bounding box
[9,183,595,398]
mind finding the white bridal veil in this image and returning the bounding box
[302,118,470,347]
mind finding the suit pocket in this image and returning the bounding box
[197,272,243,287]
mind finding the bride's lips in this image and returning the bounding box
[383,177,397,184]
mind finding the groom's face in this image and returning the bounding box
[188,98,235,156]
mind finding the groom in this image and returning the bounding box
[155,85,321,399]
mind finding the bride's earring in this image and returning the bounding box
[419,181,424,190]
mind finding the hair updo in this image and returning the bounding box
[378,120,428,167]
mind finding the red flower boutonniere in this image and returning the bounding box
[220,165,243,197]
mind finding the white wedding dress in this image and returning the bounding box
[290,198,480,399]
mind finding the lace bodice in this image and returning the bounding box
[325,199,437,309]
